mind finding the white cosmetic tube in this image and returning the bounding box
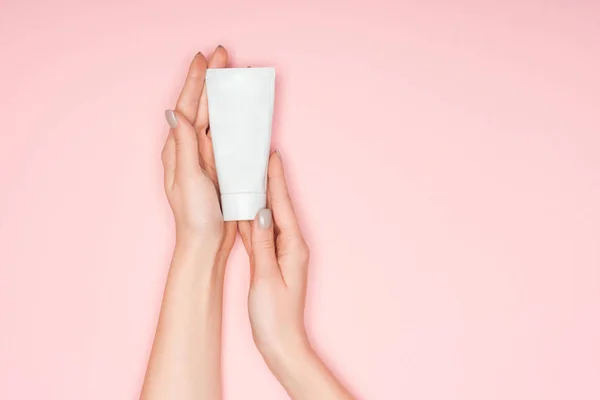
[205,67,276,221]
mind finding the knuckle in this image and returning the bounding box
[194,118,208,133]
[297,241,310,263]
[196,122,208,133]
[161,147,169,165]
[254,237,275,251]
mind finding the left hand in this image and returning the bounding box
[162,46,236,261]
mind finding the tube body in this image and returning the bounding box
[205,67,275,221]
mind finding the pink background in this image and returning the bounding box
[1,1,599,399]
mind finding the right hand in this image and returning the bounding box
[239,151,311,363]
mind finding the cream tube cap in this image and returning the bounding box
[220,193,267,221]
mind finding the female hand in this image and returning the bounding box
[162,47,236,259]
[239,151,311,362]
[240,153,355,400]
[141,46,236,400]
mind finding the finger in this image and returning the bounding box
[165,109,201,179]
[238,220,255,279]
[175,52,208,124]
[222,221,238,252]
[215,221,238,268]
[251,209,282,282]
[161,133,176,190]
[195,45,228,133]
[197,46,228,186]
[239,220,253,256]
[266,181,277,236]
[268,151,304,242]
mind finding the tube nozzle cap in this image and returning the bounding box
[220,193,267,221]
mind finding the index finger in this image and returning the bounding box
[267,151,303,241]
[197,46,228,186]
[175,52,208,124]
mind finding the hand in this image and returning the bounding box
[141,47,236,400]
[162,47,236,260]
[239,151,311,362]
[240,153,356,400]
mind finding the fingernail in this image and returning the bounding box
[257,209,272,229]
[275,149,282,160]
[216,45,224,50]
[165,109,178,128]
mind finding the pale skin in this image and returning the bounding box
[140,46,356,400]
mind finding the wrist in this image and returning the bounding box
[263,339,353,400]
[264,340,328,398]
[261,332,315,376]
[174,232,220,259]
[169,236,222,282]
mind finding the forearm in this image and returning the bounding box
[267,343,355,400]
[141,239,225,400]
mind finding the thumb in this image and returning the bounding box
[251,208,281,281]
